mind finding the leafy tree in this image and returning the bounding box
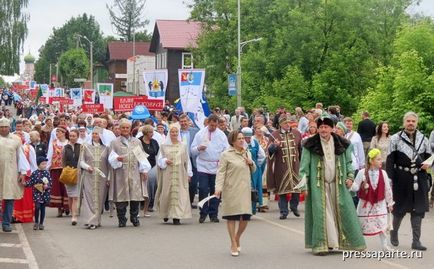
[34,14,105,84]
[106,0,149,41]
[355,21,434,133]
[58,48,90,88]
[189,0,417,115]
[0,0,29,75]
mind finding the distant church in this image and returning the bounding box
[21,52,35,81]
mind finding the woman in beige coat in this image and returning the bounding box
[215,130,255,257]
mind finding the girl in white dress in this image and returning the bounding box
[350,148,394,251]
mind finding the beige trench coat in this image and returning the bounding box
[215,147,255,217]
[0,134,26,200]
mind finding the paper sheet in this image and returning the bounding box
[197,195,217,209]
[422,155,434,166]
[132,145,149,163]
[95,167,106,178]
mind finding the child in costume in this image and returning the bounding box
[25,156,52,230]
[350,148,394,251]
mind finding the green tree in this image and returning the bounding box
[0,0,29,75]
[190,0,417,114]
[58,48,90,88]
[34,13,105,84]
[106,0,149,41]
[355,21,434,133]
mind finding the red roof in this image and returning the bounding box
[151,20,202,51]
[107,41,154,61]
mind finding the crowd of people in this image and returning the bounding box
[1,96,433,256]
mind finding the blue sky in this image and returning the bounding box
[20,0,434,72]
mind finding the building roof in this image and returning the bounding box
[150,20,202,52]
[107,41,154,61]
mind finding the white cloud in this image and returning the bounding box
[21,0,192,71]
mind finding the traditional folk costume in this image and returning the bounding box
[267,116,302,218]
[25,158,52,230]
[47,138,69,212]
[156,137,192,224]
[386,129,431,250]
[0,118,30,232]
[350,149,394,250]
[299,116,366,255]
[242,128,266,214]
[78,129,109,229]
[13,143,37,223]
[255,132,269,210]
[108,135,151,227]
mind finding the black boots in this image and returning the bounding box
[411,215,427,251]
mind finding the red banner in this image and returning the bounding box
[49,97,73,105]
[83,89,94,104]
[113,96,163,112]
[81,104,105,113]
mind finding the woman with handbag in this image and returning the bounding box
[61,129,82,225]
[214,130,256,257]
[47,125,69,217]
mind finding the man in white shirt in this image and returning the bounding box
[344,117,365,207]
[230,108,242,132]
[191,114,229,223]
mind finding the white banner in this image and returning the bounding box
[54,88,64,97]
[143,69,168,100]
[178,69,205,113]
[70,88,82,107]
[96,83,114,109]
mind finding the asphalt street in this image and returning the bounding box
[1,198,432,269]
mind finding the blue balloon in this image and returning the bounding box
[130,105,150,120]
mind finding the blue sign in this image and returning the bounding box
[228,74,237,96]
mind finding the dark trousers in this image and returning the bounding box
[278,193,299,216]
[189,162,198,204]
[198,172,219,218]
[35,202,46,224]
[115,201,140,223]
[2,199,14,228]
[393,212,424,243]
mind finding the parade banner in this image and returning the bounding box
[81,104,104,113]
[97,83,113,109]
[50,97,73,105]
[70,88,82,106]
[228,74,237,96]
[143,69,168,100]
[54,88,64,97]
[113,96,164,112]
[178,69,205,113]
[83,89,95,104]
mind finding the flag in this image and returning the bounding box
[35,86,42,104]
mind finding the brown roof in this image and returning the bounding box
[107,41,154,61]
[150,20,202,51]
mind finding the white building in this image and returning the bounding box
[127,55,155,95]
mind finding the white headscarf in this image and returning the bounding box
[164,124,182,145]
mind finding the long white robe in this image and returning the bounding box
[0,134,30,200]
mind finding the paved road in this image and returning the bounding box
[1,199,432,269]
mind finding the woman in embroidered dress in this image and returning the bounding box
[13,142,37,223]
[350,148,394,251]
[78,127,109,229]
[155,125,192,225]
[47,125,69,217]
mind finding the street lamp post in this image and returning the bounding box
[77,34,93,89]
[236,0,262,107]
